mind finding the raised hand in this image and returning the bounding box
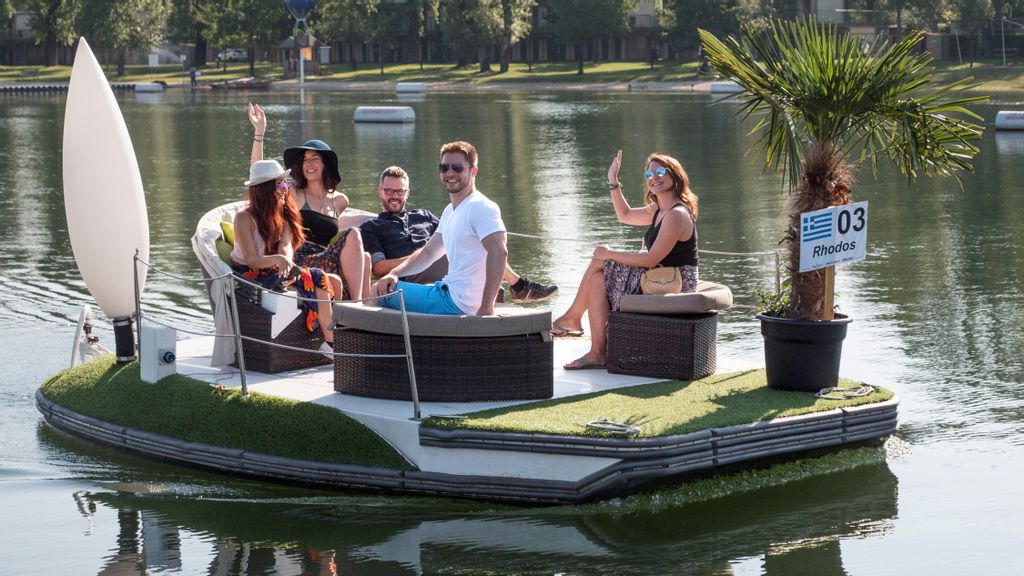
[248,102,266,136]
[607,149,623,185]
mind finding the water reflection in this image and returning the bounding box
[75,461,896,575]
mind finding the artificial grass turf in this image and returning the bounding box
[422,369,894,438]
[39,356,413,470]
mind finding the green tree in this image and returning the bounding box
[498,0,536,72]
[953,0,995,64]
[408,0,439,69]
[76,0,170,75]
[440,0,503,71]
[545,0,634,74]
[26,0,79,65]
[0,0,14,65]
[700,18,985,320]
[168,0,211,66]
[668,0,738,53]
[317,0,380,70]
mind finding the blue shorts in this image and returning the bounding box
[378,281,465,315]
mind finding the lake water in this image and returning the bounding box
[1,88,1022,575]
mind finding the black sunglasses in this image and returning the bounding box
[439,162,469,173]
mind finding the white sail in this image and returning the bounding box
[62,37,149,319]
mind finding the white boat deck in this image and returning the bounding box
[173,336,757,480]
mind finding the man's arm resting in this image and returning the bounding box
[477,232,509,316]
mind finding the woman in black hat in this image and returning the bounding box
[248,103,370,300]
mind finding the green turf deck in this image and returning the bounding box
[422,369,894,438]
[39,357,413,470]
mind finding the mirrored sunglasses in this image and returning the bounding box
[439,162,468,174]
[645,166,668,180]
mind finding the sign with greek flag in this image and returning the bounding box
[799,201,868,272]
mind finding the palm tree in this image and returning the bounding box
[699,18,986,321]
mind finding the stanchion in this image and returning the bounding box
[398,289,420,420]
[226,276,249,395]
[133,250,143,363]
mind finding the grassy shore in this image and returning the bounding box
[3,58,1022,96]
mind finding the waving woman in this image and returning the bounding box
[553,150,699,370]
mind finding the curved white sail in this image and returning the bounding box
[62,37,149,320]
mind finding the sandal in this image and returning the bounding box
[564,357,607,370]
[550,323,584,337]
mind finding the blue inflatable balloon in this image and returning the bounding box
[283,0,318,20]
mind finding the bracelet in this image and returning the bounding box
[607,182,621,190]
[253,137,264,142]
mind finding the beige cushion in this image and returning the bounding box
[619,281,733,315]
[334,302,551,337]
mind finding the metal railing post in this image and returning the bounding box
[133,250,143,358]
[226,276,249,396]
[398,289,420,420]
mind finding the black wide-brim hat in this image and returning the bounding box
[283,139,341,184]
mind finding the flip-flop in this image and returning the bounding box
[550,324,584,337]
[563,358,607,371]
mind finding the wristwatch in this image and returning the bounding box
[607,182,621,190]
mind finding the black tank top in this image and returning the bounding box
[643,207,698,267]
[300,209,340,247]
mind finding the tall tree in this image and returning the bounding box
[668,0,737,54]
[0,0,14,65]
[440,0,503,71]
[545,0,634,74]
[317,0,380,69]
[408,0,440,69]
[26,0,79,66]
[168,0,210,67]
[953,0,995,64]
[498,0,535,72]
[76,0,170,75]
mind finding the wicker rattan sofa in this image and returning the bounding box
[332,302,554,402]
[606,280,733,380]
[191,201,374,373]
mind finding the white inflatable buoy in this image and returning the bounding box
[995,111,1024,130]
[710,81,742,94]
[134,82,164,93]
[395,82,426,93]
[354,106,416,123]
[63,37,149,361]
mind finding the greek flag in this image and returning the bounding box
[802,212,832,242]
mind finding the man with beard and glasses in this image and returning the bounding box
[374,142,554,315]
[361,165,557,301]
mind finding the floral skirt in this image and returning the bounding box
[294,229,351,299]
[231,264,334,333]
[603,261,698,312]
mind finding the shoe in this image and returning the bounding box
[564,357,607,371]
[511,277,558,303]
[319,341,334,361]
[550,323,584,337]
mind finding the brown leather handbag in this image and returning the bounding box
[639,266,682,295]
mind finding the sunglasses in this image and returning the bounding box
[439,162,470,174]
[275,179,292,194]
[645,166,668,180]
[381,187,408,196]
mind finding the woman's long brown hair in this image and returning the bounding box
[246,180,305,254]
[643,153,699,220]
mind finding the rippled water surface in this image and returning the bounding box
[1,88,1022,574]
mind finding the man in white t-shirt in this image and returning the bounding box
[374,141,507,316]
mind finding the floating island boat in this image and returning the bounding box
[36,38,899,505]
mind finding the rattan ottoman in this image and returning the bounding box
[332,303,553,402]
[606,281,733,380]
[232,291,331,373]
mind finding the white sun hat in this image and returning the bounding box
[244,159,291,186]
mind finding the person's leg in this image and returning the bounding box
[338,228,366,301]
[503,265,519,285]
[315,286,334,343]
[378,281,463,315]
[362,252,372,302]
[565,270,610,368]
[552,258,604,332]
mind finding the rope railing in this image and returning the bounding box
[132,254,423,417]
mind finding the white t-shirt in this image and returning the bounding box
[436,190,506,315]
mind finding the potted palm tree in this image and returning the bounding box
[699,18,986,391]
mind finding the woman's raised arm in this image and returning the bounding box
[248,102,266,165]
[607,149,655,226]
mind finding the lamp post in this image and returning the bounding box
[283,0,319,84]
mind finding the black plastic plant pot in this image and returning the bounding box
[757,312,852,392]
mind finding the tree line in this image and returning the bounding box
[4,0,1023,72]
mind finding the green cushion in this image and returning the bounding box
[328,227,348,247]
[220,220,235,245]
[215,239,233,265]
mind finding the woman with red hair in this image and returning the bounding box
[554,150,699,370]
[231,160,342,347]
